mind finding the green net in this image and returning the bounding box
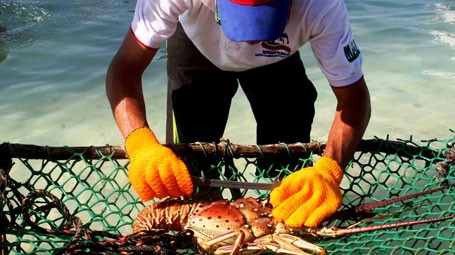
[1,132,454,254]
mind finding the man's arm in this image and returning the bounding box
[323,76,371,168]
[106,29,194,200]
[106,29,158,139]
[270,75,370,228]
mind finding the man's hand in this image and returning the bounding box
[125,127,194,201]
[270,157,343,227]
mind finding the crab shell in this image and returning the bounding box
[183,198,276,251]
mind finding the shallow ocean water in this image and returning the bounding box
[0,0,454,147]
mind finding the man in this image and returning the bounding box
[106,0,371,228]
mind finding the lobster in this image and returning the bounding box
[133,183,455,255]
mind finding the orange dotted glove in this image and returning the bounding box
[125,127,193,201]
[270,157,343,228]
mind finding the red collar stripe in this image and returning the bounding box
[228,0,274,6]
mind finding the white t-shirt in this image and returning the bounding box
[131,0,363,87]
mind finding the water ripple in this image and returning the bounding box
[0,0,133,54]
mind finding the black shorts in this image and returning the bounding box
[166,23,317,146]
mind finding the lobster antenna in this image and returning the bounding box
[316,215,455,238]
[327,182,455,223]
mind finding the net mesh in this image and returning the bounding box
[1,132,454,254]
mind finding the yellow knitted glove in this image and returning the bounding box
[270,157,343,228]
[125,127,194,201]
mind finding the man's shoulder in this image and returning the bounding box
[136,0,208,11]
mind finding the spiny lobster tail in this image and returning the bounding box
[133,198,202,232]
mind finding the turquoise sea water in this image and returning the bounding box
[0,0,454,147]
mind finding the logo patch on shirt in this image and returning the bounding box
[344,39,360,62]
[255,33,291,58]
